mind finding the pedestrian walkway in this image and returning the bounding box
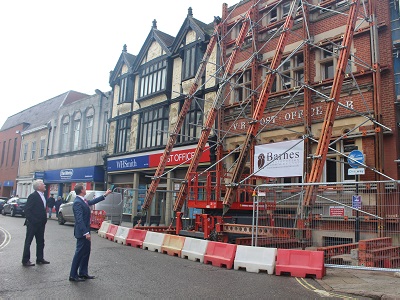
[120,221,400,299]
[319,267,400,299]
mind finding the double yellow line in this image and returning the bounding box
[295,277,357,299]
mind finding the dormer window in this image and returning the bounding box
[139,59,167,98]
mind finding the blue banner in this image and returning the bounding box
[107,155,149,172]
[44,166,104,183]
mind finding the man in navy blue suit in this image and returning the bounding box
[69,184,112,282]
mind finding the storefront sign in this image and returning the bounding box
[107,146,210,172]
[149,147,210,167]
[254,139,304,177]
[44,166,104,183]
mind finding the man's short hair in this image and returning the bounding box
[32,179,44,191]
[74,183,85,195]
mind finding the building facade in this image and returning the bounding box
[106,9,218,224]
[4,90,111,200]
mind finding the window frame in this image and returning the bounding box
[182,43,201,81]
[115,116,131,153]
[30,141,36,160]
[179,99,204,143]
[22,143,28,161]
[39,139,46,158]
[138,59,167,99]
[230,70,252,104]
[139,106,169,149]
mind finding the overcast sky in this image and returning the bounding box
[0,0,239,128]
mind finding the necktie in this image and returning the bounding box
[84,199,89,206]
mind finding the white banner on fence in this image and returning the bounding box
[254,139,304,177]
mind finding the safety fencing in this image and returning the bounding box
[252,180,400,270]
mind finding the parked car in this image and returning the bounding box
[2,197,27,217]
[58,190,123,225]
[0,197,8,213]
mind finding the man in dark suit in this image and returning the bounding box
[22,179,50,266]
[69,184,111,282]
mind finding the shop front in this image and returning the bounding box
[41,166,105,200]
[107,145,210,224]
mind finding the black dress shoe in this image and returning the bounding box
[69,276,85,282]
[36,259,50,264]
[79,274,95,279]
[22,261,35,267]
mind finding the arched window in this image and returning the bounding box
[61,116,70,152]
[85,108,94,149]
[73,112,82,151]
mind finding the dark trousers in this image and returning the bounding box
[22,223,45,263]
[70,237,91,277]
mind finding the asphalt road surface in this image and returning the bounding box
[0,214,338,299]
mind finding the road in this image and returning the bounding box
[0,215,343,299]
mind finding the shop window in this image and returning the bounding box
[324,139,358,182]
[115,116,131,153]
[139,106,169,149]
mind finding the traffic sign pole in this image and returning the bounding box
[355,175,360,242]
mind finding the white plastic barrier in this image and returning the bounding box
[114,226,130,245]
[142,231,165,252]
[98,220,111,238]
[234,245,277,274]
[181,237,209,263]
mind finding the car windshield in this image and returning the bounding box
[18,198,28,204]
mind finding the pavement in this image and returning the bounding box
[119,221,400,299]
[318,267,400,299]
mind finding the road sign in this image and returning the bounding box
[348,168,365,175]
[352,195,362,209]
[348,150,364,168]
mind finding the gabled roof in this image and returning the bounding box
[132,20,175,72]
[109,44,137,85]
[0,90,88,132]
[171,7,215,53]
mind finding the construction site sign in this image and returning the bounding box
[254,139,304,178]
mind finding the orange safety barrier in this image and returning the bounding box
[106,224,118,241]
[90,210,106,229]
[126,228,147,248]
[203,241,237,269]
[275,249,325,279]
[161,234,186,257]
